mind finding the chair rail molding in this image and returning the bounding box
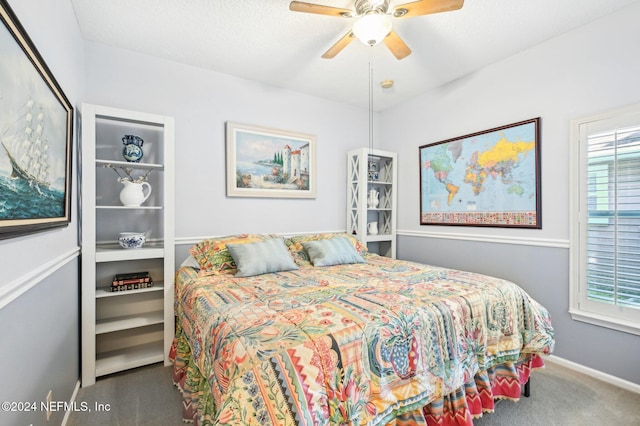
[398,229,569,249]
[0,247,80,310]
[175,230,348,247]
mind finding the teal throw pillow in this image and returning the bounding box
[301,236,366,267]
[227,238,298,277]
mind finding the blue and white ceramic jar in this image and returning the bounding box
[122,135,144,162]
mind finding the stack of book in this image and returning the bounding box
[111,271,153,292]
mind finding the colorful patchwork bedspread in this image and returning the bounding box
[171,255,554,425]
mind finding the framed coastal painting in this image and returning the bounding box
[419,118,541,228]
[0,0,74,239]
[226,122,316,198]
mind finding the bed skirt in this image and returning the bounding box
[170,333,544,426]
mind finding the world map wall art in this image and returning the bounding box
[419,118,541,228]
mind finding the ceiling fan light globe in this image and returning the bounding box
[353,13,392,46]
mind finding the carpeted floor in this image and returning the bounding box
[473,361,640,426]
[67,364,184,426]
[67,360,640,426]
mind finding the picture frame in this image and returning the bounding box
[0,0,74,239]
[419,118,541,228]
[226,121,316,198]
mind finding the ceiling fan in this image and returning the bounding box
[289,0,464,60]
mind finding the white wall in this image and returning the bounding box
[381,2,640,385]
[382,2,640,242]
[82,43,378,242]
[82,1,640,385]
[0,1,84,425]
[3,6,639,425]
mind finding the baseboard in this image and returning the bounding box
[60,380,80,426]
[545,355,640,394]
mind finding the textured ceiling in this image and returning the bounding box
[70,0,639,111]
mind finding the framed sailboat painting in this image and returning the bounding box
[0,0,73,239]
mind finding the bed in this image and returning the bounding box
[170,233,554,425]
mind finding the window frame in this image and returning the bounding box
[569,103,640,336]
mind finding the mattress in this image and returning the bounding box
[171,252,554,425]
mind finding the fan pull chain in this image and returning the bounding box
[368,46,374,158]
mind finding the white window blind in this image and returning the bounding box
[586,127,640,307]
[570,105,640,335]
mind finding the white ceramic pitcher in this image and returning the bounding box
[367,222,378,235]
[119,180,152,206]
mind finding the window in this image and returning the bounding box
[570,104,640,335]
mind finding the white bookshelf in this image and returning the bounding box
[347,148,397,258]
[80,104,175,386]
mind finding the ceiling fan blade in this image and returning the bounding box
[383,30,412,60]
[322,31,355,59]
[392,0,464,18]
[289,1,354,17]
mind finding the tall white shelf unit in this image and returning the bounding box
[80,104,175,387]
[347,148,397,258]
